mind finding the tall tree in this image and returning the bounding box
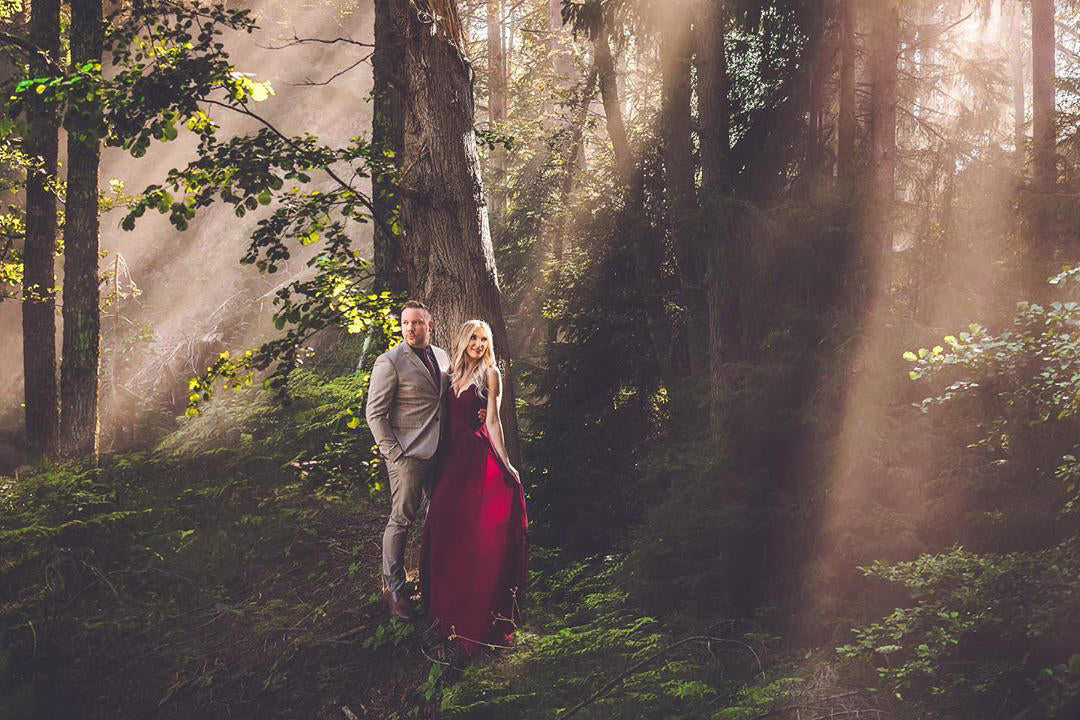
[697,0,729,194]
[22,0,61,462]
[1031,0,1055,197]
[869,0,899,259]
[372,0,407,297]
[1009,0,1025,156]
[390,0,520,460]
[658,2,705,378]
[696,0,738,425]
[486,0,508,215]
[60,0,105,459]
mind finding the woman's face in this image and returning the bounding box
[466,326,490,362]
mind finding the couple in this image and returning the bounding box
[365,300,527,656]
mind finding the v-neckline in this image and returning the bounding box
[452,382,474,400]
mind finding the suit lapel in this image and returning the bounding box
[399,342,438,392]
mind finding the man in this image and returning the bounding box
[366,300,450,621]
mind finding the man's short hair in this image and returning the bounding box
[400,300,431,318]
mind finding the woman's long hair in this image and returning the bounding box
[450,320,496,398]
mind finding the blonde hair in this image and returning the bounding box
[450,320,496,398]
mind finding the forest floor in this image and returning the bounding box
[0,373,883,719]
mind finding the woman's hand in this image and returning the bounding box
[506,464,521,485]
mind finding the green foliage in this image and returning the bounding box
[438,550,789,719]
[840,270,1080,718]
[0,370,405,718]
[838,542,1080,718]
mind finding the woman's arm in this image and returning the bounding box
[485,366,520,483]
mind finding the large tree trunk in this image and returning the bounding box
[1031,0,1055,197]
[696,0,738,427]
[372,0,407,297]
[22,0,61,463]
[393,0,519,461]
[60,0,104,459]
[659,5,705,379]
[697,0,729,194]
[837,0,856,181]
[869,0,898,260]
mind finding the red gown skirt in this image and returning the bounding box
[420,384,528,655]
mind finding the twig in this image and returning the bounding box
[294,53,373,87]
[259,34,374,50]
[556,634,762,720]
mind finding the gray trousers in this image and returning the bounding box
[382,455,435,594]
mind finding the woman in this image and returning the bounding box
[420,320,527,657]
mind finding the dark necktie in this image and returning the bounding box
[420,348,439,388]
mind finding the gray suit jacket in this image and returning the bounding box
[365,342,450,462]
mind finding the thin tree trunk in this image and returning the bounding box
[22,0,61,463]
[372,0,407,297]
[837,0,856,181]
[869,0,898,259]
[660,6,705,379]
[60,0,104,459]
[594,25,684,394]
[542,66,598,346]
[1031,0,1055,196]
[594,31,631,182]
[487,0,507,215]
[394,0,520,462]
[1010,0,1026,156]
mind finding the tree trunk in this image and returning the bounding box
[1010,0,1025,157]
[60,0,104,460]
[486,0,507,216]
[594,31,631,182]
[869,0,898,259]
[1031,0,1055,196]
[22,0,61,463]
[660,5,705,378]
[697,0,730,194]
[696,0,738,427]
[594,25,686,396]
[544,64,597,346]
[837,0,856,181]
[372,0,407,297]
[393,0,520,462]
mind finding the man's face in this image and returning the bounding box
[401,308,432,348]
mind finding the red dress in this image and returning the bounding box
[420,383,528,655]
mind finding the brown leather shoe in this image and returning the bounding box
[384,589,416,621]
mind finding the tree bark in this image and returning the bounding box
[1010,0,1025,157]
[660,5,705,378]
[372,0,407,297]
[697,0,730,194]
[594,31,631,182]
[486,0,507,215]
[869,0,898,258]
[1031,0,1055,196]
[60,0,104,459]
[837,0,856,181]
[696,0,739,426]
[393,0,520,462]
[22,0,61,463]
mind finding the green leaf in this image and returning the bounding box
[902,351,918,362]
